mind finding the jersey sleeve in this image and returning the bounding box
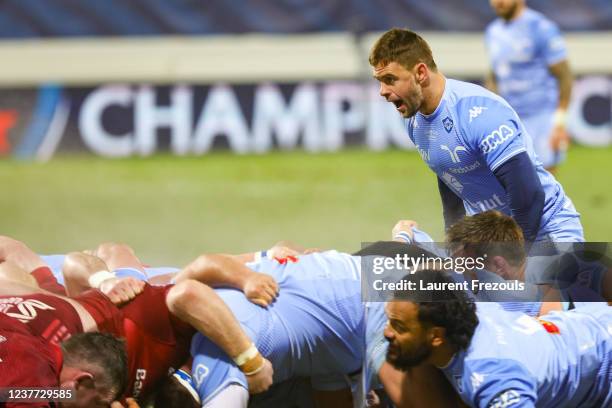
[536,18,567,66]
[457,97,527,172]
[461,358,537,408]
[190,334,247,406]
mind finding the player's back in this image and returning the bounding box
[485,8,566,116]
[194,251,364,383]
[443,302,611,407]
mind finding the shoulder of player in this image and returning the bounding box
[452,92,514,131]
[525,8,559,32]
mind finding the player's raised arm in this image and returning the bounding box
[175,253,279,306]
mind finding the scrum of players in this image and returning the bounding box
[2,24,611,407]
[0,209,610,408]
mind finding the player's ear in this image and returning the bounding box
[73,371,95,390]
[414,63,428,84]
[429,326,445,347]
[490,255,510,278]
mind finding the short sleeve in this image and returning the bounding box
[461,358,537,408]
[536,18,567,66]
[458,97,527,172]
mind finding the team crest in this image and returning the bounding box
[443,117,454,133]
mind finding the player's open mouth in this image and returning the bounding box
[392,100,405,112]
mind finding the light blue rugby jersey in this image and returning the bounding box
[442,302,612,408]
[190,251,366,404]
[485,8,567,117]
[406,78,579,241]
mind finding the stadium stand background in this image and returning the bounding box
[0,0,610,159]
[0,1,611,263]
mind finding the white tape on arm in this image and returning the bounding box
[233,343,258,367]
[87,270,116,288]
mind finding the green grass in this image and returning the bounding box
[0,145,610,266]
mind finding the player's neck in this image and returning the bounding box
[431,342,458,368]
[420,73,446,116]
[504,3,526,22]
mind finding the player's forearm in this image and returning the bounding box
[550,60,572,111]
[175,254,253,290]
[166,279,252,357]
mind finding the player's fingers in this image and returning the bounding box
[122,285,139,301]
[269,281,279,296]
[263,285,277,301]
[263,277,279,293]
[127,278,144,295]
[257,290,273,305]
[116,285,133,303]
[251,297,268,307]
[108,292,122,305]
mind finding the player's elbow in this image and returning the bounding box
[166,279,206,316]
[177,254,221,283]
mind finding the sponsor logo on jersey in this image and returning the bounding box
[0,335,6,343]
[449,160,481,174]
[471,372,485,389]
[194,363,210,387]
[480,124,514,154]
[466,194,505,211]
[0,297,55,323]
[440,144,467,163]
[442,116,454,133]
[416,145,430,162]
[469,106,488,123]
[425,129,437,141]
[441,172,464,193]
[133,368,147,398]
[489,390,521,408]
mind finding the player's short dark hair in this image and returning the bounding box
[154,374,199,408]
[353,240,436,261]
[446,210,526,267]
[61,332,128,401]
[369,28,437,71]
[393,269,479,350]
[153,375,200,408]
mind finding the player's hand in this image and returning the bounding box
[392,220,418,241]
[111,398,140,408]
[549,126,570,152]
[245,357,274,394]
[303,247,322,254]
[100,277,145,305]
[243,272,279,307]
[268,245,300,260]
[366,390,382,407]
